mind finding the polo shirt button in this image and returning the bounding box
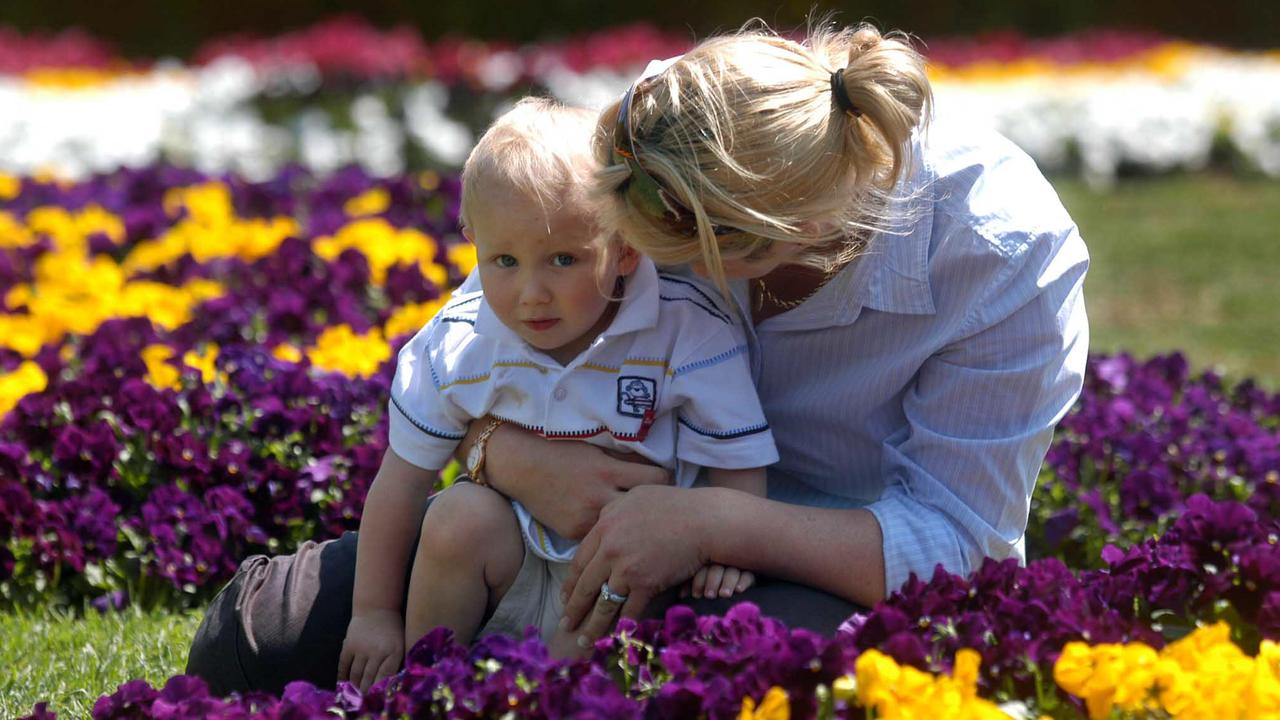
[553,387,567,401]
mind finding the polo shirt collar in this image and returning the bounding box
[601,255,661,338]
[472,256,661,351]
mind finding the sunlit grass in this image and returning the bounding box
[1055,173,1280,386]
[0,605,203,719]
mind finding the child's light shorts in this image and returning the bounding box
[476,539,572,643]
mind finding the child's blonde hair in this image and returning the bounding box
[462,97,599,229]
[462,97,625,290]
[592,21,933,296]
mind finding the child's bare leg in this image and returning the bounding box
[404,482,523,652]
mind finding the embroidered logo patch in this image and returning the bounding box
[617,376,657,417]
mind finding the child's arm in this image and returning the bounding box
[705,467,766,498]
[339,449,438,692]
[689,467,768,599]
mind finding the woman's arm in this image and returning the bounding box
[454,419,672,541]
[702,488,884,602]
[558,485,885,640]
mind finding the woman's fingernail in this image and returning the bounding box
[559,617,570,631]
[577,635,589,648]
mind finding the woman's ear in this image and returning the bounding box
[615,243,641,276]
[462,226,475,243]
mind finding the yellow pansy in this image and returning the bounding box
[0,361,48,418]
[1056,623,1280,719]
[313,218,441,286]
[234,217,299,261]
[117,280,225,331]
[75,205,127,245]
[122,233,189,274]
[129,189,298,271]
[738,686,788,720]
[182,344,222,385]
[344,187,391,217]
[952,649,981,700]
[448,242,477,277]
[0,173,20,201]
[0,211,33,248]
[306,325,392,379]
[24,205,125,252]
[141,344,181,391]
[853,649,1006,719]
[165,182,235,226]
[419,259,449,289]
[0,313,52,357]
[4,282,33,310]
[272,344,303,364]
[384,294,451,340]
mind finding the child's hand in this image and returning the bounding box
[338,608,404,692]
[686,564,755,599]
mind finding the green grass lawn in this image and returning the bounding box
[1054,174,1280,386]
[0,606,203,719]
[1,174,1277,718]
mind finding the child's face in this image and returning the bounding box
[466,183,638,364]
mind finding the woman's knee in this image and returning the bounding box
[418,482,519,561]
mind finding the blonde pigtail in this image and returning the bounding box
[590,20,934,293]
[831,25,933,194]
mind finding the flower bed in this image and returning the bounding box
[4,162,1280,717]
[2,18,1279,182]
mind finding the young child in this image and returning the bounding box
[339,98,777,689]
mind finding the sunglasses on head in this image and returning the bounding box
[612,81,737,238]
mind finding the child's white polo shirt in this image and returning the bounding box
[387,257,778,561]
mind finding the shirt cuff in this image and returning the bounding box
[865,488,980,595]
[386,398,464,472]
[676,424,779,470]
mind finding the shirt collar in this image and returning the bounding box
[472,256,661,352]
[750,140,937,332]
[836,135,937,321]
[601,255,661,337]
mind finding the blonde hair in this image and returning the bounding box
[592,21,933,297]
[462,96,628,295]
[462,97,599,228]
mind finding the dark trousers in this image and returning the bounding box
[185,502,861,696]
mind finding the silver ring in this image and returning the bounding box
[599,582,628,605]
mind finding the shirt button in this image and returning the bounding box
[553,387,567,401]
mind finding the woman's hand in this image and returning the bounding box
[558,485,716,645]
[478,422,672,540]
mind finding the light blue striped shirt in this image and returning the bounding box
[718,116,1089,594]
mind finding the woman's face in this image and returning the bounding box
[689,240,803,280]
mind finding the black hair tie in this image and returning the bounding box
[830,69,862,117]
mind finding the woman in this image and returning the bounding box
[186,21,1087,694]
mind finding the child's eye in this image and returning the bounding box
[494,255,517,268]
[551,253,576,267]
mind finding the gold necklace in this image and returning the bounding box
[754,264,842,312]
